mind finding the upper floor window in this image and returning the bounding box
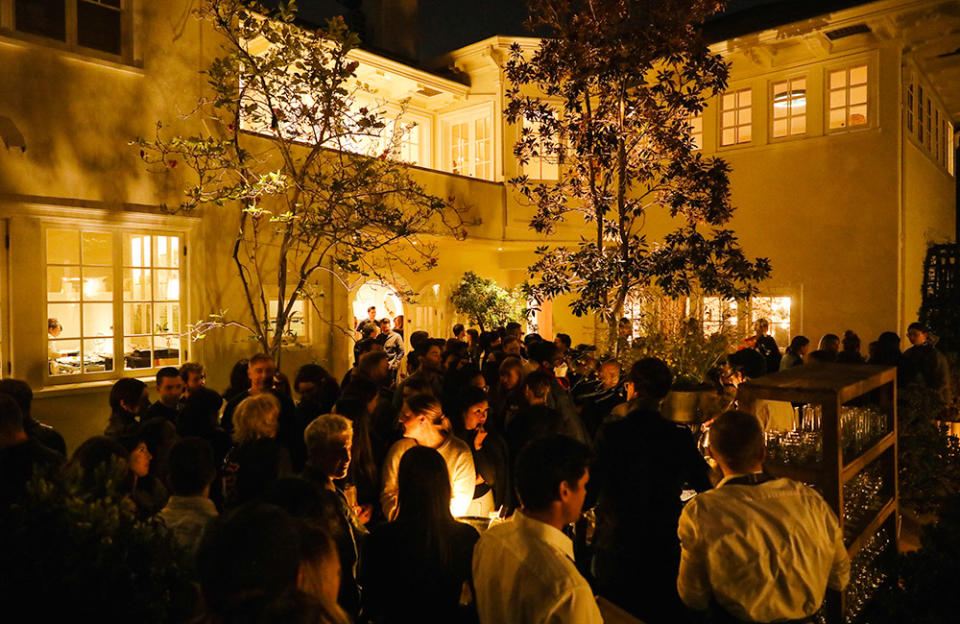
[771,77,807,138]
[687,113,703,150]
[442,106,494,180]
[906,82,915,134]
[828,65,868,131]
[520,117,560,181]
[46,228,185,380]
[267,295,310,347]
[720,88,752,146]
[13,0,124,57]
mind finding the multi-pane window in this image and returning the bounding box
[771,77,807,138]
[720,89,752,146]
[688,113,703,150]
[945,119,954,175]
[828,65,869,131]
[698,296,791,344]
[267,296,309,346]
[14,0,123,56]
[701,297,739,335]
[45,228,185,379]
[443,108,494,180]
[520,117,560,180]
[46,230,115,375]
[917,86,926,145]
[122,234,183,371]
[750,296,792,346]
[906,83,914,134]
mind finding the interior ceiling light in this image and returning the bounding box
[773,90,806,108]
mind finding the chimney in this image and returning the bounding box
[366,0,420,62]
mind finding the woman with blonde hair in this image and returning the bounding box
[222,393,291,507]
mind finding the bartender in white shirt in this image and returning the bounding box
[473,435,603,624]
[677,410,849,623]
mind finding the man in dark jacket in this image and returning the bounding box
[592,357,713,623]
[0,394,63,507]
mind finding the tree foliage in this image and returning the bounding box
[449,271,526,333]
[505,0,770,350]
[135,0,462,361]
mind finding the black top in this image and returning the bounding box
[144,400,180,424]
[221,390,304,470]
[0,438,64,508]
[24,419,66,456]
[505,404,568,461]
[104,410,138,438]
[592,408,713,552]
[755,335,782,374]
[459,428,510,509]
[361,519,479,623]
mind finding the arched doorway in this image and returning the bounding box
[351,281,405,339]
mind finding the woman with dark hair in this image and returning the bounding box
[453,387,509,515]
[781,335,810,370]
[837,330,866,364]
[68,432,166,517]
[105,377,149,437]
[223,358,251,403]
[333,395,380,524]
[361,446,480,623]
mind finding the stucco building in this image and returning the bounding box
[0,0,956,450]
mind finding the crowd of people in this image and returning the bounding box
[0,315,950,623]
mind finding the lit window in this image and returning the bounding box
[925,97,933,152]
[771,77,807,138]
[442,107,495,180]
[688,113,703,150]
[701,297,738,335]
[917,86,926,145]
[750,296,792,346]
[828,65,869,131]
[46,229,185,379]
[267,296,310,346]
[520,117,560,180]
[720,88,752,146]
[14,0,124,56]
[946,120,954,175]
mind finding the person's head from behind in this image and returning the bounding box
[197,502,302,619]
[358,351,390,383]
[233,393,280,444]
[297,522,341,608]
[505,321,523,340]
[179,362,206,396]
[907,322,929,346]
[398,394,445,444]
[48,317,62,337]
[708,410,765,477]
[228,358,251,394]
[409,329,429,352]
[842,330,861,353]
[0,379,32,421]
[787,335,810,356]
[628,357,673,405]
[515,435,593,525]
[401,375,434,403]
[342,377,379,415]
[499,356,524,391]
[598,360,622,390]
[67,435,130,493]
[179,387,223,437]
[304,414,353,480]
[452,323,465,339]
[0,393,25,442]
[754,318,770,337]
[523,369,552,405]
[397,445,451,522]
[248,354,277,393]
[168,437,216,497]
[818,334,841,353]
[294,363,332,404]
[361,323,379,341]
[528,340,560,372]
[156,366,184,407]
[110,377,148,416]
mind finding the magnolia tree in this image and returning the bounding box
[506,0,770,351]
[136,0,461,361]
[449,271,526,333]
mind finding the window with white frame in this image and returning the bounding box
[917,85,926,145]
[945,119,955,175]
[828,65,869,131]
[906,82,914,135]
[687,113,703,150]
[387,109,431,168]
[46,228,185,379]
[442,106,494,180]
[771,77,807,138]
[11,0,125,57]
[720,88,752,146]
[267,295,310,346]
[750,296,792,346]
[520,116,560,180]
[700,297,738,335]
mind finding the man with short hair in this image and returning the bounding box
[145,366,184,423]
[159,437,219,552]
[904,322,952,401]
[678,410,849,623]
[356,305,378,338]
[473,435,602,624]
[0,394,63,507]
[593,356,713,622]
[393,340,444,409]
[378,317,404,375]
[506,370,567,461]
[452,323,466,341]
[579,359,626,437]
[179,362,207,397]
[303,414,366,618]
[0,378,66,455]
[489,356,525,433]
[221,354,301,467]
[528,341,589,445]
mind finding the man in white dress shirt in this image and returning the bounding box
[381,393,475,519]
[678,410,849,623]
[473,435,603,624]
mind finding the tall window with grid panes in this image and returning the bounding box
[771,77,807,138]
[827,65,868,131]
[720,88,752,146]
[11,0,125,57]
[443,107,493,180]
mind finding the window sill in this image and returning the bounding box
[35,375,155,399]
[0,30,143,76]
